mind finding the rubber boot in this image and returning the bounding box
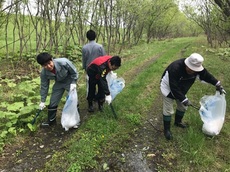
[98,99,105,112]
[174,110,187,128]
[88,101,94,112]
[163,115,173,140]
[41,105,57,127]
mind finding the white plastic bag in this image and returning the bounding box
[106,71,125,100]
[61,89,80,131]
[199,91,226,136]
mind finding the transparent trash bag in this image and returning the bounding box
[199,91,226,136]
[106,71,125,100]
[61,88,80,131]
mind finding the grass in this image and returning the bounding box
[38,36,230,171]
[1,35,230,171]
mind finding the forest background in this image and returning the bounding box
[1,0,230,58]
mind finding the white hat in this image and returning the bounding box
[185,53,204,72]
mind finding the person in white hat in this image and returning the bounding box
[160,53,225,140]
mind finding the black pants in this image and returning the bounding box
[87,72,105,102]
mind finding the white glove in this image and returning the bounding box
[39,102,46,110]
[105,95,112,105]
[70,83,76,91]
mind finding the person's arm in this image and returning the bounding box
[95,65,110,95]
[198,68,218,85]
[82,48,87,70]
[100,46,106,56]
[199,68,226,94]
[40,70,50,102]
[100,75,110,95]
[65,59,78,83]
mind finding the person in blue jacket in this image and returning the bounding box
[160,53,225,140]
[36,52,78,127]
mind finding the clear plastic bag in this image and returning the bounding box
[106,71,125,100]
[61,89,80,131]
[199,91,226,136]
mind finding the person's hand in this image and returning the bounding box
[182,99,191,106]
[216,83,226,94]
[70,83,76,91]
[105,95,112,105]
[39,102,46,110]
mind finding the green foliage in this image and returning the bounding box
[0,71,43,151]
[0,36,230,171]
[124,113,142,125]
[43,37,197,171]
[65,45,83,62]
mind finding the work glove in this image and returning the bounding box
[70,83,76,91]
[39,102,46,110]
[105,95,112,105]
[182,99,191,107]
[216,82,226,95]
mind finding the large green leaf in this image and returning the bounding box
[19,105,36,116]
[0,111,17,119]
[0,131,8,138]
[7,102,24,111]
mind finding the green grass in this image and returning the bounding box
[1,35,230,171]
[39,36,230,171]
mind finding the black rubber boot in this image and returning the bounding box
[174,110,187,128]
[98,99,105,112]
[88,101,94,112]
[41,105,57,127]
[163,115,173,140]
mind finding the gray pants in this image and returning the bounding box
[162,94,187,116]
[49,82,70,107]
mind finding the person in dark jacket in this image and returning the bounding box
[160,53,225,140]
[36,52,78,127]
[87,55,121,112]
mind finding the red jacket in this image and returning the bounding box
[87,55,112,95]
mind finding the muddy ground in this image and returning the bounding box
[0,55,172,172]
